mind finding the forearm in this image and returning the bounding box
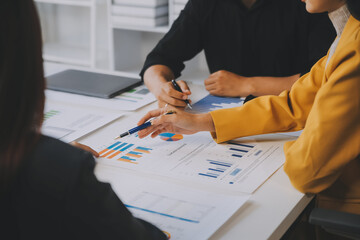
[196,113,215,132]
[143,65,175,95]
[247,74,300,96]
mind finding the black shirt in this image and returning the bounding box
[1,136,167,240]
[140,0,335,79]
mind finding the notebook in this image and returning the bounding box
[46,69,142,99]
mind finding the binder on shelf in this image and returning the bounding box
[174,0,188,3]
[112,15,168,27]
[113,0,168,7]
[112,5,168,18]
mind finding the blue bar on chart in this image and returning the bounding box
[228,141,255,158]
[99,141,122,157]
[229,148,248,153]
[199,160,233,179]
[113,142,127,150]
[134,146,152,154]
[121,156,136,161]
[118,155,138,164]
[208,168,225,173]
[120,143,134,152]
[207,159,233,168]
[198,173,218,178]
[228,141,255,148]
[230,168,242,176]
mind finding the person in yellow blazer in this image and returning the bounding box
[138,0,360,216]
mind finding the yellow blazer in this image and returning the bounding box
[210,16,360,213]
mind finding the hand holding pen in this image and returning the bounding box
[115,109,177,139]
[171,80,192,109]
[154,79,192,109]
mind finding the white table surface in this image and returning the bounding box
[46,63,313,240]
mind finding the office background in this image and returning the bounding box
[35,0,208,81]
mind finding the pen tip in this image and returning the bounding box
[187,104,193,109]
[114,136,120,140]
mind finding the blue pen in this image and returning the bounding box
[115,110,176,139]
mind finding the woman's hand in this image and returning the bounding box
[137,107,215,139]
[71,142,99,157]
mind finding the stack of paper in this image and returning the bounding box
[112,0,169,27]
[173,0,187,20]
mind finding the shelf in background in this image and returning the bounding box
[112,23,170,33]
[35,0,93,7]
[43,42,93,67]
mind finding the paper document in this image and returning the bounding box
[42,101,123,142]
[45,85,156,111]
[96,169,250,240]
[188,94,244,113]
[95,132,293,193]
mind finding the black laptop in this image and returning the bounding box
[46,69,142,99]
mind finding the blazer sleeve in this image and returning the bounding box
[64,153,167,240]
[283,40,360,194]
[210,56,328,143]
[140,0,205,79]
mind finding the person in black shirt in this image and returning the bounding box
[0,1,167,239]
[140,0,335,107]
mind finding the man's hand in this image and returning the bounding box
[153,80,192,108]
[204,70,251,97]
[143,65,192,108]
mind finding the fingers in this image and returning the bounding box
[160,94,187,107]
[71,141,99,157]
[158,81,190,107]
[177,80,191,95]
[150,127,168,138]
[137,108,164,125]
[204,75,216,87]
[138,113,176,138]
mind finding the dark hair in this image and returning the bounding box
[0,0,45,192]
[348,0,360,20]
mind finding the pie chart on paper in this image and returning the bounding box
[159,133,183,142]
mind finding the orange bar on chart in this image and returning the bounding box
[134,149,150,154]
[101,150,115,158]
[118,158,138,164]
[99,148,110,155]
[126,153,142,158]
[108,151,122,159]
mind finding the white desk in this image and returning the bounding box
[46,64,313,239]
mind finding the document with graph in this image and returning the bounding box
[42,101,123,142]
[96,168,250,240]
[95,131,294,193]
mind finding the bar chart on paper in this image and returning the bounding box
[95,132,290,193]
[42,101,122,142]
[44,110,60,120]
[99,171,250,240]
[99,141,153,164]
[126,192,214,224]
